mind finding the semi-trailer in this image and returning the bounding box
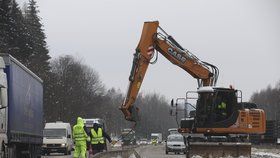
[0,54,43,158]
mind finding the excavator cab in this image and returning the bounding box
[194,87,241,128]
[180,87,241,130]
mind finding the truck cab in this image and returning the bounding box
[121,128,136,146]
[42,122,73,155]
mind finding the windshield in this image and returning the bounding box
[43,129,66,138]
[169,130,179,135]
[168,136,184,142]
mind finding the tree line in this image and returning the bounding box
[45,55,177,138]
[0,0,177,138]
[250,81,280,120]
[5,0,278,139]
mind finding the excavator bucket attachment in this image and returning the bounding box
[128,105,140,122]
[187,142,251,158]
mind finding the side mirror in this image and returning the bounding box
[68,135,71,138]
[171,99,174,107]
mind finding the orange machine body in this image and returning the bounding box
[120,21,266,136]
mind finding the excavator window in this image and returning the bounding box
[214,89,237,122]
[196,89,237,126]
[195,92,215,126]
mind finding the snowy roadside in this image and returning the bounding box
[252,146,280,158]
[191,146,280,158]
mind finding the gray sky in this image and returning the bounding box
[18,0,280,101]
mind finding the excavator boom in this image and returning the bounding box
[120,22,158,121]
[120,21,218,121]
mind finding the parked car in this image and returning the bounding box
[42,122,73,155]
[166,134,186,155]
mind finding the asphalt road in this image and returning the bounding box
[135,144,186,158]
[41,153,73,158]
[134,144,280,158]
[40,145,185,158]
[39,145,280,158]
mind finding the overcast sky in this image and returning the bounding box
[17,0,280,101]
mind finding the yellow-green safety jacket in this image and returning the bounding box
[91,128,105,144]
[218,102,227,116]
[73,117,88,141]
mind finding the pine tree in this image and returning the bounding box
[0,0,7,52]
[24,0,50,79]
[0,0,12,53]
[0,0,31,64]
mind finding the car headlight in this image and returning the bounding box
[61,143,66,147]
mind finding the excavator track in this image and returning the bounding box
[187,142,251,158]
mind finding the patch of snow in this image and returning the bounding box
[252,152,280,158]
[129,154,137,158]
[191,156,203,158]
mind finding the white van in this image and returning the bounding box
[42,121,73,155]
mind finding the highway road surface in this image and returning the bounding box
[40,145,280,158]
[41,144,185,158]
[135,144,185,158]
[41,153,72,158]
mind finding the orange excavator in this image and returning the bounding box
[120,21,266,157]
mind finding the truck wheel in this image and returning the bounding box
[1,143,7,158]
[7,145,17,158]
[29,145,38,158]
[64,149,70,155]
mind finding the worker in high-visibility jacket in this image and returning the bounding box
[90,123,112,155]
[217,101,227,121]
[73,117,90,158]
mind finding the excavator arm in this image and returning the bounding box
[120,21,265,158]
[120,21,218,121]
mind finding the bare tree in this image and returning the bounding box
[44,55,105,124]
[44,55,178,137]
[251,80,280,120]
